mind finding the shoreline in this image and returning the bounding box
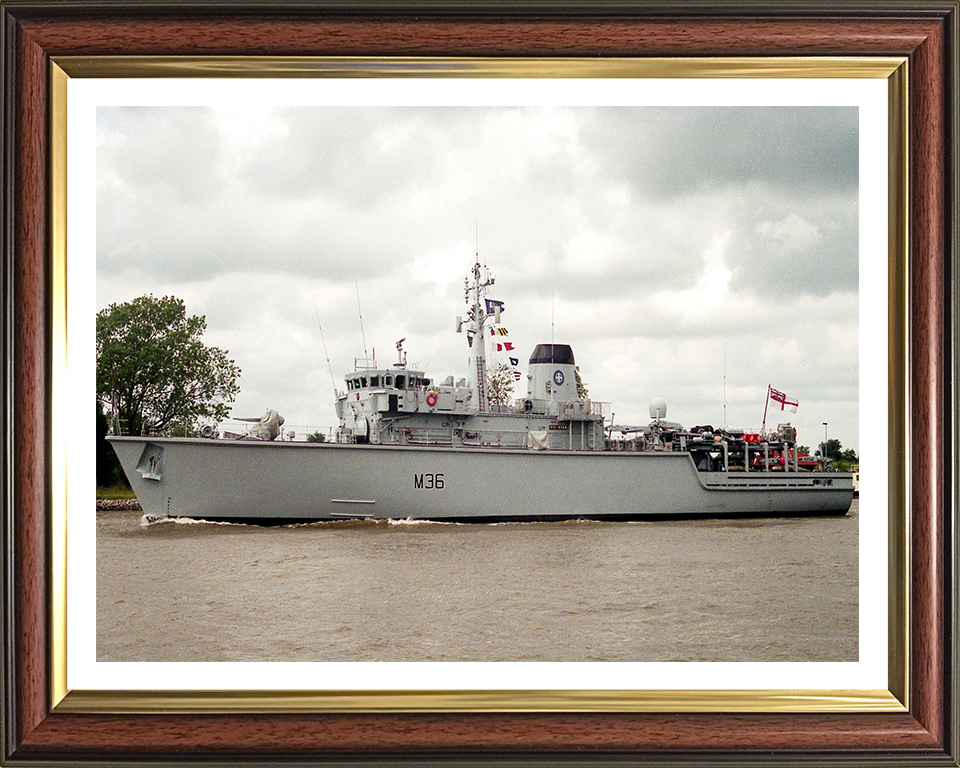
[96,499,141,511]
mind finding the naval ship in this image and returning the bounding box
[108,258,854,523]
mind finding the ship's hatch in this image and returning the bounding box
[135,442,164,481]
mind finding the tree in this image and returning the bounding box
[307,431,327,443]
[817,438,843,461]
[817,438,859,470]
[575,366,588,398]
[486,362,515,406]
[97,295,241,435]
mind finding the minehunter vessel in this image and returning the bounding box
[108,258,854,523]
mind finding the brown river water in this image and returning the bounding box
[97,501,858,662]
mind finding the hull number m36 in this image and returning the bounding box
[414,473,444,489]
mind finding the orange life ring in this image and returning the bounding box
[426,391,438,407]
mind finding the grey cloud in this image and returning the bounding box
[584,107,858,200]
[241,107,467,208]
[98,107,224,204]
[725,192,859,297]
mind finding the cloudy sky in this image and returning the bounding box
[96,103,859,451]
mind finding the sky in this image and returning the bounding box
[96,103,859,452]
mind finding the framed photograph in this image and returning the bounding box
[2,2,957,766]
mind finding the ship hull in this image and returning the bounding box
[108,437,854,523]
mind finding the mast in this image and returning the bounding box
[463,251,495,411]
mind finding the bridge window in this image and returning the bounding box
[396,375,405,389]
[385,375,394,386]
[370,376,380,387]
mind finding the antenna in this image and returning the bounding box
[550,290,556,401]
[723,345,727,426]
[355,280,369,363]
[313,296,338,397]
[551,289,555,347]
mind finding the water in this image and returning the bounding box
[97,502,858,662]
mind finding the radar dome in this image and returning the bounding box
[649,397,667,419]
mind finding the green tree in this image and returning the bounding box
[817,438,843,461]
[97,295,241,435]
[817,438,859,470]
[307,431,327,443]
[487,362,515,406]
[575,366,588,398]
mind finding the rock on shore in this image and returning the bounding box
[96,499,142,511]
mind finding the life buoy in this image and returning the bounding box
[426,391,438,407]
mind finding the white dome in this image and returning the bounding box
[649,397,667,419]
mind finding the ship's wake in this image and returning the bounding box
[137,514,641,530]
[139,515,244,528]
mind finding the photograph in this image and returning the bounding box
[3,2,956,764]
[94,101,861,664]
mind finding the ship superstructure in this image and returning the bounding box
[335,256,606,452]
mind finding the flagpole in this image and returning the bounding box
[761,384,770,435]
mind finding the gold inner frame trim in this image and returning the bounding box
[49,55,909,715]
[50,62,69,709]
[885,62,910,710]
[54,55,905,79]
[56,688,905,715]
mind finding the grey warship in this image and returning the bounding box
[108,258,854,523]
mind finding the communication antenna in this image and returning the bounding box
[313,295,338,396]
[355,280,369,363]
[550,290,556,401]
[723,345,727,426]
[551,289,555,347]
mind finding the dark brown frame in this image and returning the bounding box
[2,2,957,765]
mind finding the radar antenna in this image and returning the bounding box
[355,280,369,364]
[313,295,338,398]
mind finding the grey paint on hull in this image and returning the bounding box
[108,437,854,522]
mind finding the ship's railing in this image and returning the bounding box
[486,399,611,418]
[109,422,341,443]
[352,357,423,372]
[206,421,341,442]
[108,423,202,438]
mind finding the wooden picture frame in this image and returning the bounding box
[2,2,957,765]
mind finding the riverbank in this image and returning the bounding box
[96,498,141,511]
[96,485,139,510]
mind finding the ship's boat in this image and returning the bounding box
[108,258,854,523]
